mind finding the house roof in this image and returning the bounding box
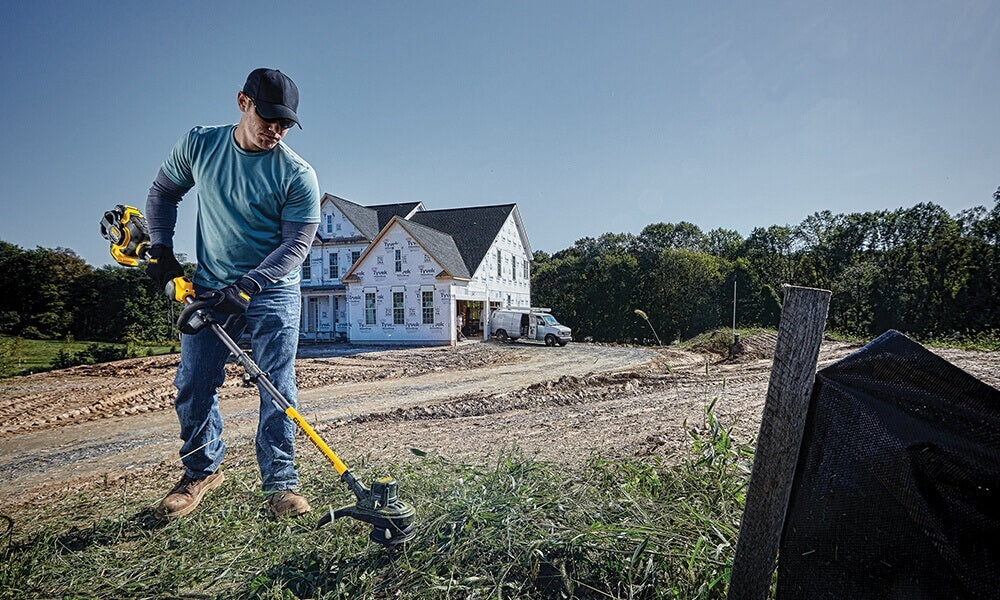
[367,202,424,230]
[324,194,380,239]
[408,204,522,275]
[395,218,471,279]
[341,216,472,282]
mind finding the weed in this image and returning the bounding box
[0,408,752,599]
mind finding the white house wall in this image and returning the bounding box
[346,224,456,344]
[303,244,365,286]
[300,200,368,337]
[460,212,531,309]
[319,201,363,239]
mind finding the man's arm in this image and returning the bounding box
[145,168,192,246]
[242,220,319,292]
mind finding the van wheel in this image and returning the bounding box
[545,334,556,347]
[496,330,509,342]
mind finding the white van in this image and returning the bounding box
[489,308,572,346]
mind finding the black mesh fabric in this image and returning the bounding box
[777,330,1000,599]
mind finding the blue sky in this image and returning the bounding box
[1,1,998,266]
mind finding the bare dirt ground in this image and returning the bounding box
[0,335,997,509]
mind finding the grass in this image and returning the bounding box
[915,330,1000,352]
[0,407,751,599]
[0,335,177,377]
[825,329,1000,352]
[686,327,1000,354]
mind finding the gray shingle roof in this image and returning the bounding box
[368,202,423,230]
[325,195,380,239]
[409,204,517,275]
[395,218,471,279]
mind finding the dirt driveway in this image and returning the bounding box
[1,337,997,506]
[0,341,653,502]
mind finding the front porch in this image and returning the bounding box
[301,289,348,341]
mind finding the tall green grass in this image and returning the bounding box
[0,407,750,599]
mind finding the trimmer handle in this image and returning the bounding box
[167,276,216,335]
[165,276,196,304]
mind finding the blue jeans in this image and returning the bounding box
[173,283,302,491]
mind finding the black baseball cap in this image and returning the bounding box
[242,68,301,128]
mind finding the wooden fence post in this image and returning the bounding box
[727,285,831,600]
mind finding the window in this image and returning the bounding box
[336,222,341,231]
[329,253,339,279]
[524,259,529,279]
[394,249,402,272]
[512,258,517,280]
[301,259,311,280]
[365,293,376,325]
[326,214,333,234]
[497,250,502,277]
[422,291,434,324]
[393,292,405,325]
[351,250,361,265]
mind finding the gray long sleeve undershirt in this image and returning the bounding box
[146,168,318,290]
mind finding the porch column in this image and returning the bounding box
[328,293,335,340]
[482,291,491,341]
[450,286,458,346]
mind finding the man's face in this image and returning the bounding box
[236,92,290,152]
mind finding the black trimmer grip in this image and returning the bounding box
[176,298,217,335]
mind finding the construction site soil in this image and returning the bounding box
[1,336,997,508]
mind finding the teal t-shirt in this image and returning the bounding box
[160,125,321,289]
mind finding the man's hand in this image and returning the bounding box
[145,244,184,290]
[202,276,261,315]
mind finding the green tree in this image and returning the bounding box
[0,244,90,338]
[0,336,25,377]
[646,248,731,342]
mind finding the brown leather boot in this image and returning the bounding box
[154,471,225,520]
[266,490,312,518]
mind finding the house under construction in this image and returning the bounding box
[299,194,532,344]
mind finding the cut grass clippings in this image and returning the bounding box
[0,408,750,599]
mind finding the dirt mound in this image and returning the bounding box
[727,331,779,362]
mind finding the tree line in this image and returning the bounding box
[0,242,184,343]
[1,194,997,347]
[531,194,1000,344]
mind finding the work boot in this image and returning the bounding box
[266,490,312,518]
[154,471,225,520]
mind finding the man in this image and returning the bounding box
[145,68,321,519]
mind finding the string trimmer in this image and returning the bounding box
[100,204,416,546]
